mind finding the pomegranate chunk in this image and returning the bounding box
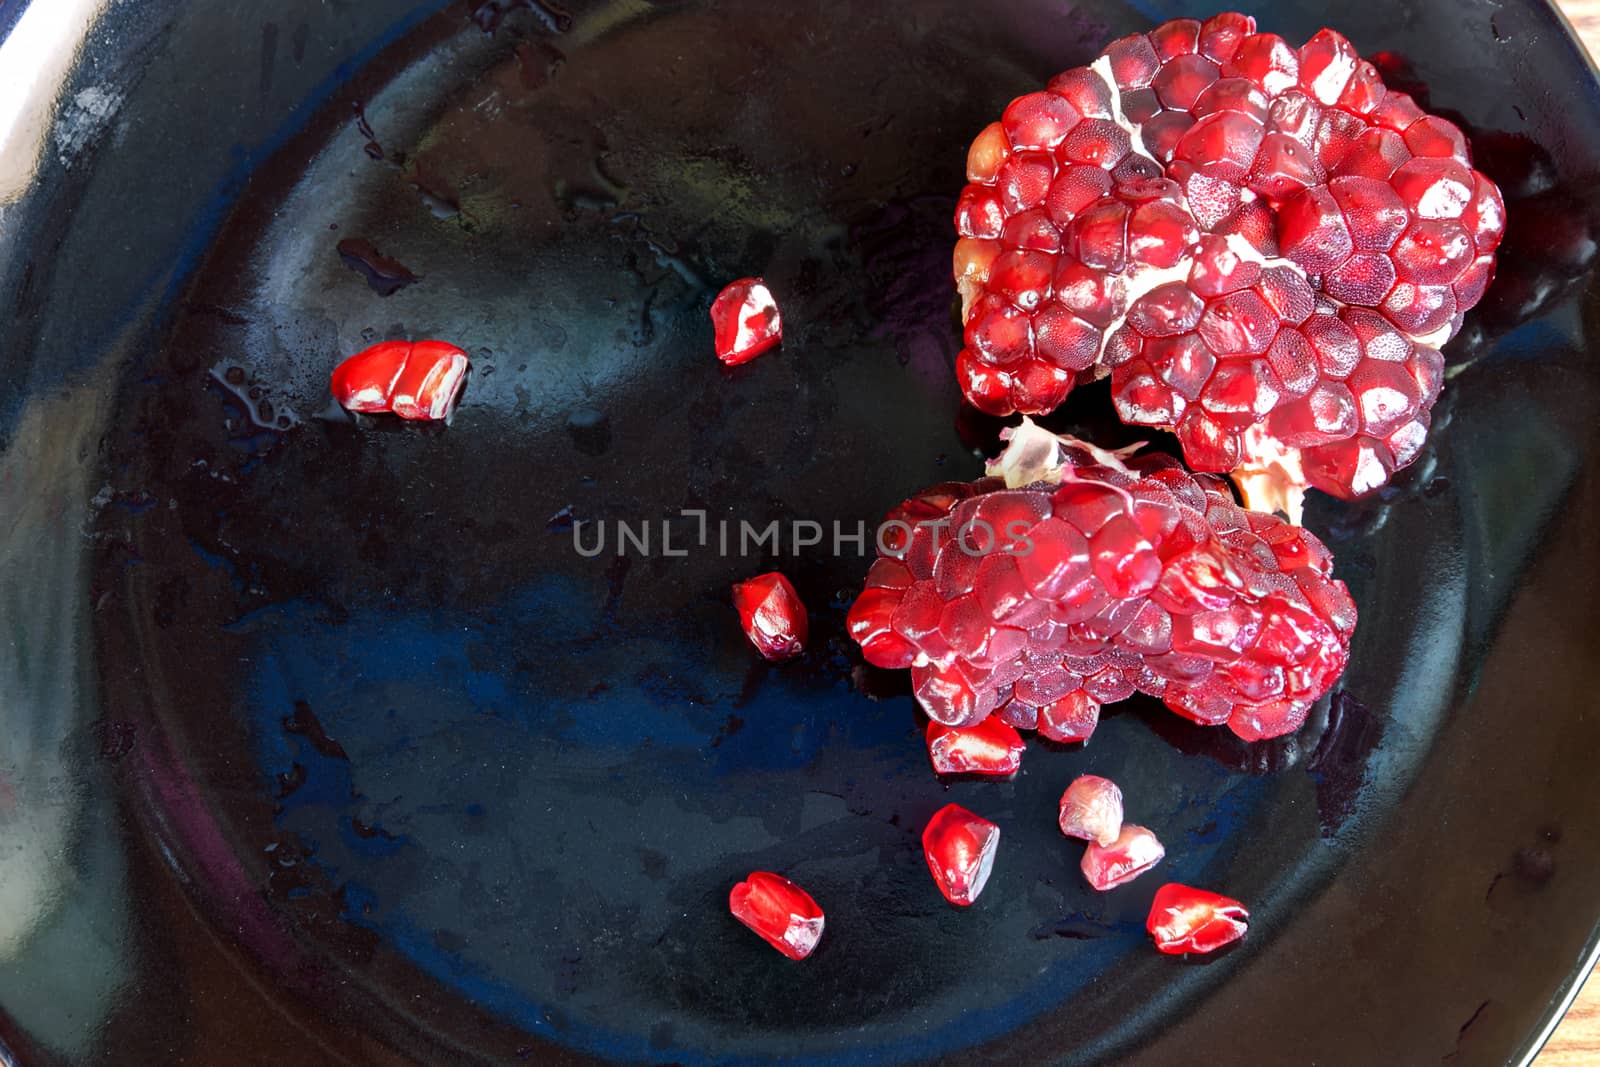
[732,572,808,662]
[1081,823,1165,890]
[923,803,1001,906]
[950,13,1506,510]
[848,422,1355,743]
[331,340,469,421]
[1058,774,1124,846]
[728,871,824,960]
[710,277,782,366]
[1147,883,1250,954]
[927,716,1025,776]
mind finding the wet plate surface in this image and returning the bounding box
[1,1,1599,1064]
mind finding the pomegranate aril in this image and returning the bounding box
[996,151,1057,213]
[1105,33,1161,89]
[1002,91,1082,150]
[913,660,997,728]
[1226,33,1300,94]
[1199,12,1256,62]
[1147,883,1249,955]
[1324,253,1398,305]
[1391,157,1474,219]
[1297,28,1358,105]
[1149,18,1202,60]
[1193,77,1269,123]
[1082,823,1165,890]
[927,716,1025,776]
[711,279,783,366]
[1059,774,1125,846]
[1392,219,1474,285]
[333,340,470,421]
[1334,127,1409,181]
[1175,112,1266,182]
[1154,53,1221,110]
[1047,67,1114,118]
[1403,115,1469,162]
[1063,119,1132,168]
[1039,690,1101,743]
[729,872,824,961]
[923,804,1001,906]
[1277,186,1354,273]
[1127,282,1205,337]
[733,572,808,662]
[966,122,1011,183]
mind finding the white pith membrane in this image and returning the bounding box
[964,59,1457,525]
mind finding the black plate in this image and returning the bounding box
[2,0,1599,1063]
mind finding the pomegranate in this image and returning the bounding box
[952,14,1504,519]
[846,420,1355,742]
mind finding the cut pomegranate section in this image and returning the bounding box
[1058,774,1125,846]
[1146,882,1250,954]
[728,871,825,960]
[926,716,1026,776]
[951,13,1505,514]
[710,278,783,366]
[847,421,1355,742]
[1082,823,1165,890]
[732,572,808,662]
[332,340,470,421]
[923,803,1001,906]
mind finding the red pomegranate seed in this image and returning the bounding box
[331,339,470,421]
[732,572,808,662]
[1039,690,1101,742]
[1082,823,1165,890]
[1146,883,1249,954]
[927,716,1025,776]
[729,871,825,960]
[923,803,1001,906]
[947,15,1505,506]
[1058,774,1124,846]
[710,278,782,366]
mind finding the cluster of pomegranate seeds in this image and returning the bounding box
[731,572,808,662]
[953,12,1505,515]
[1147,882,1250,954]
[710,277,783,366]
[922,803,1002,906]
[331,340,470,420]
[1057,774,1124,846]
[729,871,826,960]
[847,420,1356,743]
[927,716,1025,776]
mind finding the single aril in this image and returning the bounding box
[950,13,1506,512]
[923,803,1001,906]
[732,572,808,662]
[332,340,470,421]
[1146,883,1250,954]
[927,716,1026,775]
[729,871,825,960]
[848,421,1356,743]
[710,278,782,366]
[1058,774,1125,846]
[1082,823,1166,890]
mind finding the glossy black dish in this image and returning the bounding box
[1,1,1598,1064]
